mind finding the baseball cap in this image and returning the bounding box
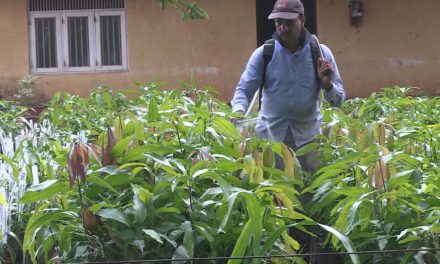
[268,0,304,20]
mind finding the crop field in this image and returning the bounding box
[0,84,438,263]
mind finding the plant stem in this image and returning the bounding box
[372,193,387,236]
[378,160,388,193]
[188,181,194,213]
[76,177,83,206]
[173,121,184,154]
[432,234,440,263]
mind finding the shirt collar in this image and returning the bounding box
[272,27,311,50]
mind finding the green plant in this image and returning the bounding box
[13,75,45,107]
[157,0,209,21]
[8,83,321,263]
[301,87,440,264]
[3,85,436,263]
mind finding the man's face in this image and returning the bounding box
[275,16,304,43]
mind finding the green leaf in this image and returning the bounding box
[191,168,209,179]
[390,153,420,166]
[23,203,50,264]
[194,222,215,243]
[259,225,289,255]
[296,142,319,156]
[215,160,242,172]
[20,180,70,204]
[29,210,77,231]
[123,145,177,162]
[172,245,189,261]
[97,165,120,175]
[181,221,194,258]
[387,170,413,189]
[87,175,118,193]
[103,173,132,187]
[211,116,240,140]
[242,193,262,258]
[155,207,181,214]
[0,154,19,182]
[97,208,130,226]
[333,187,371,197]
[337,151,367,164]
[143,229,163,244]
[346,200,364,233]
[132,184,147,225]
[148,95,159,122]
[398,235,421,244]
[318,224,360,264]
[26,179,57,192]
[227,219,253,264]
[219,192,239,232]
[111,135,133,157]
[0,192,8,206]
[307,168,345,190]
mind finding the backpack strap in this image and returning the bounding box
[258,38,275,110]
[257,34,322,111]
[309,34,322,90]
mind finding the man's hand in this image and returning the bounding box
[317,58,333,90]
[230,110,245,127]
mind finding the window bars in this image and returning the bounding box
[29,0,125,11]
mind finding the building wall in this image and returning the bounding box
[0,0,29,99]
[0,0,256,102]
[316,0,440,97]
[0,0,439,103]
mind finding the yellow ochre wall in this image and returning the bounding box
[0,0,257,102]
[316,0,440,97]
[0,0,439,103]
[0,0,29,98]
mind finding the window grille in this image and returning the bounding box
[35,17,57,68]
[67,16,90,67]
[29,0,125,12]
[100,16,122,66]
[29,0,127,73]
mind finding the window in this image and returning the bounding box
[28,0,127,73]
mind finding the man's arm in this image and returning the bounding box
[231,47,265,114]
[318,44,345,107]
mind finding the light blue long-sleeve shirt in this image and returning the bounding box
[231,31,345,148]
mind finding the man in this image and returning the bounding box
[231,0,345,172]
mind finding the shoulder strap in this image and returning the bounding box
[258,38,275,110]
[257,35,322,111]
[309,34,322,89]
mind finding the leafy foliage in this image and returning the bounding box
[0,85,438,264]
[303,87,440,263]
[1,82,312,263]
[157,0,209,21]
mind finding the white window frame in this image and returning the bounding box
[29,10,127,74]
[29,13,63,73]
[62,12,95,72]
[95,11,127,71]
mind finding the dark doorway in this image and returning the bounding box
[256,0,317,46]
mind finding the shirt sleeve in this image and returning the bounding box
[231,47,265,114]
[320,44,346,107]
